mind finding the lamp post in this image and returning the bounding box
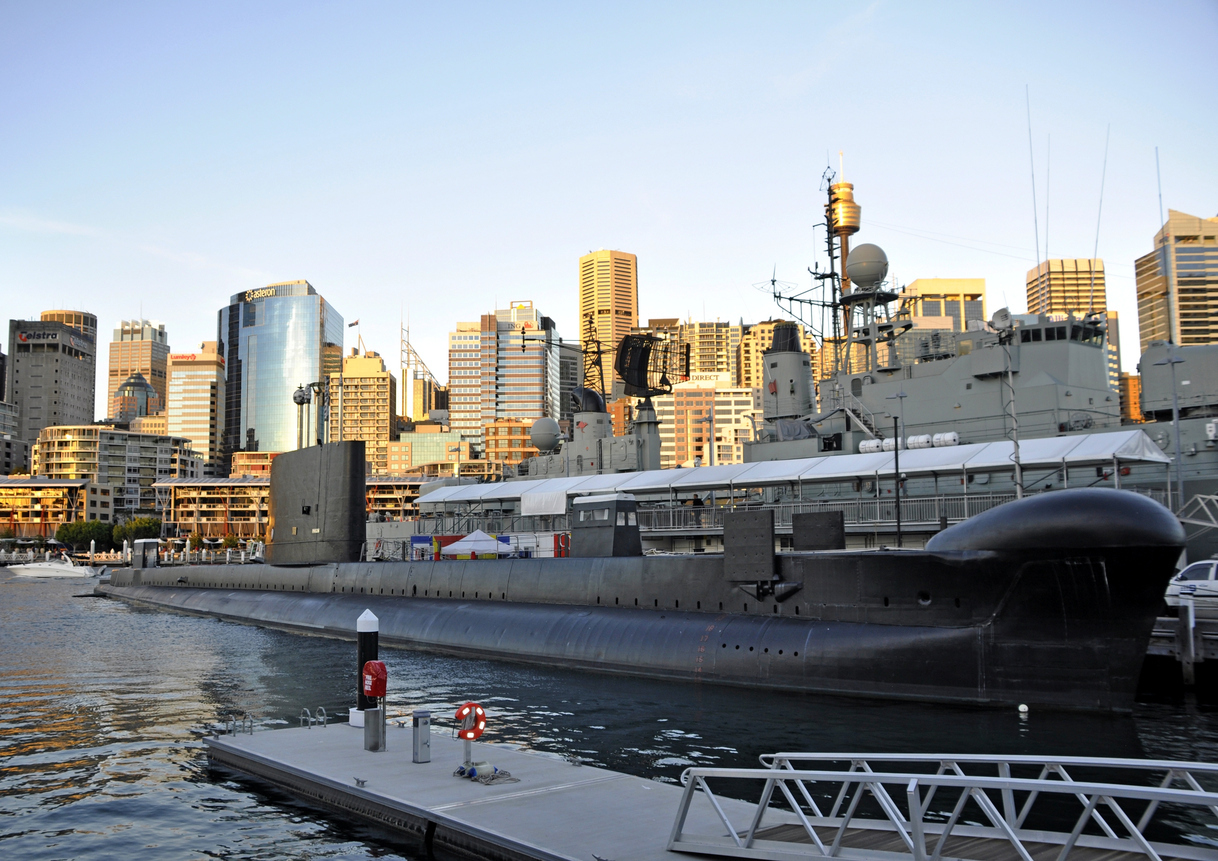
[1155,348,1186,510]
[886,391,907,547]
[293,386,312,450]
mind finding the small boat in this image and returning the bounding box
[5,554,104,579]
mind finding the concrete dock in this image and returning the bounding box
[205,722,789,860]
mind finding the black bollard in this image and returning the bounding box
[355,609,379,723]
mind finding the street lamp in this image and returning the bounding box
[886,390,907,547]
[1154,348,1186,510]
[293,386,312,450]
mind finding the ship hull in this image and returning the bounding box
[97,526,1180,711]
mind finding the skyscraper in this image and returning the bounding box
[167,342,226,476]
[108,319,170,416]
[447,301,560,443]
[1136,210,1218,353]
[1025,260,1119,389]
[578,250,638,397]
[328,350,397,473]
[217,281,343,456]
[40,310,97,340]
[737,320,819,389]
[113,373,161,421]
[1026,260,1106,317]
[6,314,96,445]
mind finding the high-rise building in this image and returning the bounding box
[0,401,27,475]
[635,318,741,381]
[483,417,538,466]
[1136,210,1218,353]
[1026,260,1106,317]
[167,342,226,476]
[108,319,169,415]
[1024,261,1119,389]
[113,373,162,422]
[579,250,638,396]
[558,343,581,430]
[328,350,397,474]
[32,424,200,517]
[652,374,761,468]
[40,310,98,340]
[0,344,6,401]
[6,316,96,445]
[1119,372,1142,423]
[737,321,820,389]
[447,301,561,443]
[217,281,343,456]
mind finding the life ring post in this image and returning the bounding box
[455,702,486,767]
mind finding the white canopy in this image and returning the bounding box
[440,529,507,555]
[417,429,1169,511]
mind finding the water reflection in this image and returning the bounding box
[1,572,1215,860]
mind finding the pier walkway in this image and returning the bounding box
[206,725,1218,861]
[205,722,793,861]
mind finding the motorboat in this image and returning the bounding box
[4,554,104,579]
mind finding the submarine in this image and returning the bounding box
[99,440,1185,712]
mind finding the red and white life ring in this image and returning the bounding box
[455,702,486,740]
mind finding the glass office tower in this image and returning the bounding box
[217,281,343,457]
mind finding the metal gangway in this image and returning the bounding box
[668,753,1218,861]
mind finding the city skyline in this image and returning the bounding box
[2,3,1216,422]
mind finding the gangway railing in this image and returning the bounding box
[668,752,1218,861]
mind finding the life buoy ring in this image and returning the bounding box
[455,702,486,740]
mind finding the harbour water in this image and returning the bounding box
[2,571,1217,859]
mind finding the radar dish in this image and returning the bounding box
[614,334,690,398]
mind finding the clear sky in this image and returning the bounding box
[2,1,1215,419]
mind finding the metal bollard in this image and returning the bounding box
[412,710,431,763]
[364,705,386,752]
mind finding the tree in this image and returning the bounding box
[221,534,239,549]
[56,520,115,551]
[112,517,161,546]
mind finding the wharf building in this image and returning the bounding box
[230,451,278,477]
[652,374,762,468]
[1024,260,1120,392]
[1136,210,1218,353]
[107,319,169,414]
[167,342,226,476]
[217,281,343,458]
[579,250,638,397]
[6,313,97,446]
[446,301,561,445]
[328,351,397,474]
[32,424,201,518]
[154,473,430,539]
[0,476,105,538]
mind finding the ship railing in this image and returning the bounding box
[402,488,1171,539]
[669,752,1218,861]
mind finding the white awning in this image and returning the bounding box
[520,491,568,516]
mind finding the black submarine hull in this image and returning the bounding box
[99,489,1185,711]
